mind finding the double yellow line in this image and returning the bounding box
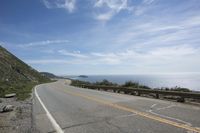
[62,88,200,133]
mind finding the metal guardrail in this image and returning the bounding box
[79,84,200,102]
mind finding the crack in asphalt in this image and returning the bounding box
[61,119,109,130]
[105,119,127,133]
[61,113,137,132]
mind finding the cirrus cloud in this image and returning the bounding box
[94,0,130,21]
[43,0,76,13]
[19,40,69,47]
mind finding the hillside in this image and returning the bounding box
[0,45,50,100]
[40,72,59,79]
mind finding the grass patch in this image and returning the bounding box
[0,80,54,100]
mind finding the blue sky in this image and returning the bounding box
[0,0,200,75]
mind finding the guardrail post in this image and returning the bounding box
[156,93,159,99]
[177,97,185,102]
[131,91,136,95]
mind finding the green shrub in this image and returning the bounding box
[71,79,118,87]
[94,79,118,86]
[122,81,139,88]
[0,80,54,100]
[71,80,91,87]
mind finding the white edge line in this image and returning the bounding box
[35,86,64,133]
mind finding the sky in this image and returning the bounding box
[0,0,200,75]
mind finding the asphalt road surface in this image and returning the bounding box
[33,80,200,133]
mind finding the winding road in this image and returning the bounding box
[33,80,200,133]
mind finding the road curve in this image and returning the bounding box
[33,80,200,133]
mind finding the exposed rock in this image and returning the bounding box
[5,93,16,98]
[0,97,37,132]
[1,105,15,113]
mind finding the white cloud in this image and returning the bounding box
[42,0,155,21]
[43,0,52,8]
[91,52,120,64]
[95,11,115,21]
[19,40,69,47]
[143,0,155,5]
[26,45,200,74]
[58,49,88,58]
[134,0,155,16]
[93,0,156,21]
[94,0,128,11]
[150,45,198,57]
[43,0,76,13]
[0,41,5,45]
[57,45,199,65]
[94,0,131,21]
[89,45,200,66]
[26,59,71,64]
[112,13,200,50]
[181,15,200,27]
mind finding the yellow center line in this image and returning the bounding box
[61,88,200,133]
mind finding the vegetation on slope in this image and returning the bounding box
[40,72,58,79]
[0,45,51,100]
[40,72,66,79]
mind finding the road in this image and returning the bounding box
[33,80,200,133]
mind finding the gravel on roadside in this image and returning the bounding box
[0,96,38,133]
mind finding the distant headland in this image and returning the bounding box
[78,75,88,78]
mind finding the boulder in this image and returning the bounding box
[1,105,15,112]
[5,93,16,98]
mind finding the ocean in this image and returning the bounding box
[67,74,200,91]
